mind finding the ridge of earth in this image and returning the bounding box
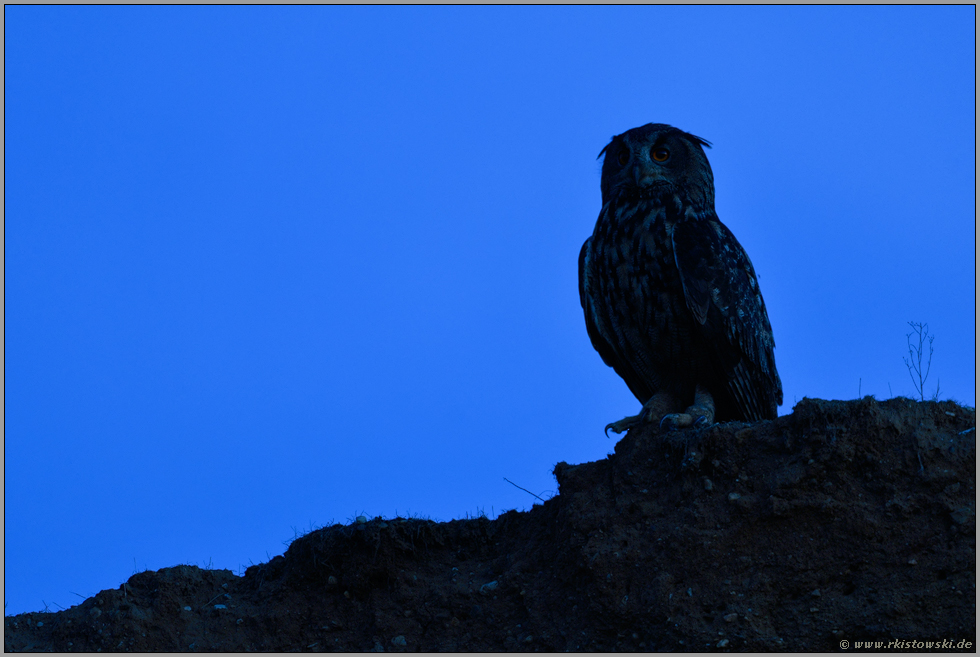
[4,397,976,652]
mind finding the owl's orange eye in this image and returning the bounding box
[652,148,670,162]
[617,150,630,166]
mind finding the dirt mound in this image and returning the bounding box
[5,397,976,652]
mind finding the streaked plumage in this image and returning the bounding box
[579,123,782,432]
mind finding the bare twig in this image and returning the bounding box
[203,592,226,608]
[504,477,546,503]
[903,322,935,401]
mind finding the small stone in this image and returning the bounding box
[809,607,819,613]
[950,506,972,525]
[37,622,43,627]
[221,583,228,589]
[728,492,741,501]
[723,613,738,622]
[480,581,499,594]
[344,591,351,598]
[237,619,243,625]
[182,606,191,612]
[811,589,821,597]
[356,515,368,524]
[945,411,956,417]
[525,636,534,643]
[89,607,102,618]
[378,522,389,528]
[214,604,227,610]
[687,588,693,597]
[328,575,338,587]
[703,478,714,491]
[391,635,407,646]
[717,639,729,648]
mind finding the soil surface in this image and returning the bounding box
[5,397,976,652]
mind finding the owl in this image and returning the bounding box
[579,123,782,434]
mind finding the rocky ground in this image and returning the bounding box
[4,397,976,652]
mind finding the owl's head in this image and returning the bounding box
[598,123,714,208]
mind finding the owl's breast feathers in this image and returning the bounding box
[579,196,782,422]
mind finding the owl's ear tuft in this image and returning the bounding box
[597,139,615,161]
[685,133,712,149]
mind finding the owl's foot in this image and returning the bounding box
[659,413,694,430]
[659,385,716,430]
[605,387,716,436]
[604,391,681,437]
[658,412,711,430]
[685,384,716,426]
[610,409,706,434]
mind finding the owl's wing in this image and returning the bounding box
[671,215,783,420]
[579,237,651,402]
[579,237,618,368]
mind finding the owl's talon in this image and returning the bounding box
[692,415,709,427]
[604,415,642,437]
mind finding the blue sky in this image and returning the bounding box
[5,6,974,616]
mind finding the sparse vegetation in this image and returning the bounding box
[904,322,940,401]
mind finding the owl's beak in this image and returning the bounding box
[633,165,664,190]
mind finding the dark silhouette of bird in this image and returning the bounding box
[579,123,782,434]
